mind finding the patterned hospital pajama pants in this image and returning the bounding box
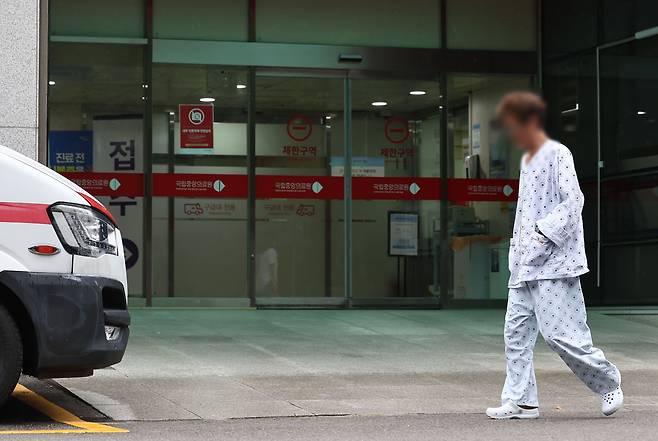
[501,277,620,406]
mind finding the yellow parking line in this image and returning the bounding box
[0,384,128,435]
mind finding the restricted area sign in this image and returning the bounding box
[384,117,410,144]
[179,104,214,149]
[286,115,313,142]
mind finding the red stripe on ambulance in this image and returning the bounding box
[0,202,51,224]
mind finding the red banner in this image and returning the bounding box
[179,104,214,149]
[153,173,247,198]
[63,173,521,202]
[352,177,440,200]
[61,172,144,197]
[256,175,343,199]
[448,178,518,202]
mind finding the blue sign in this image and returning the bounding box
[48,131,93,172]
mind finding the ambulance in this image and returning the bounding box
[0,145,130,404]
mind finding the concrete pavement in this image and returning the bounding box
[56,309,658,422]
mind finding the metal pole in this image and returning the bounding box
[167,112,175,297]
[142,0,154,306]
[595,46,601,288]
[343,77,353,307]
[246,67,256,307]
[438,73,449,308]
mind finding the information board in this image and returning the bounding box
[388,211,419,256]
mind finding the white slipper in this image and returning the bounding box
[601,386,623,416]
[486,401,539,419]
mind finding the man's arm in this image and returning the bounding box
[536,147,584,248]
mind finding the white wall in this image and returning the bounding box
[0,0,41,159]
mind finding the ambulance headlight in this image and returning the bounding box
[48,203,118,257]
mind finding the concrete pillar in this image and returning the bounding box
[0,0,42,160]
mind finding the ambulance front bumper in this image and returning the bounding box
[0,271,130,379]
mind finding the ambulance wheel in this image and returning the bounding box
[0,305,22,406]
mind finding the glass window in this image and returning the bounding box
[601,0,658,44]
[600,36,658,176]
[541,0,597,58]
[446,74,534,304]
[598,35,658,306]
[350,78,441,300]
[48,42,145,298]
[446,0,536,51]
[153,0,248,41]
[50,0,145,38]
[256,0,440,48]
[255,73,345,301]
[151,65,249,300]
[543,55,598,180]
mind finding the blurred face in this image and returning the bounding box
[500,114,540,151]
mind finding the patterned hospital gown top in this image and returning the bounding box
[508,139,589,288]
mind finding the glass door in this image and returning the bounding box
[349,77,442,305]
[597,34,658,305]
[151,65,249,304]
[254,71,346,305]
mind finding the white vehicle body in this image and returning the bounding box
[0,145,130,402]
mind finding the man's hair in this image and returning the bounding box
[496,91,547,127]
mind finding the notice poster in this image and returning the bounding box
[388,212,419,256]
[179,104,214,150]
[93,116,144,293]
[330,157,385,177]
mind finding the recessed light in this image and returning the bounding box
[48,80,55,86]
[637,110,647,115]
[372,101,388,107]
[236,84,247,89]
[200,97,216,103]
[409,90,426,96]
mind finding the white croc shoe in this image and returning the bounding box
[601,386,624,416]
[486,402,539,419]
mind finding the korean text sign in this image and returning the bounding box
[179,104,214,149]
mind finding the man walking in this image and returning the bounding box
[486,92,623,419]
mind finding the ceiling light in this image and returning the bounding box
[637,110,647,115]
[371,101,388,107]
[48,80,55,86]
[236,84,247,89]
[326,115,332,120]
[200,97,216,103]
[409,90,426,96]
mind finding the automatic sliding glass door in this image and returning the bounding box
[254,71,346,306]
